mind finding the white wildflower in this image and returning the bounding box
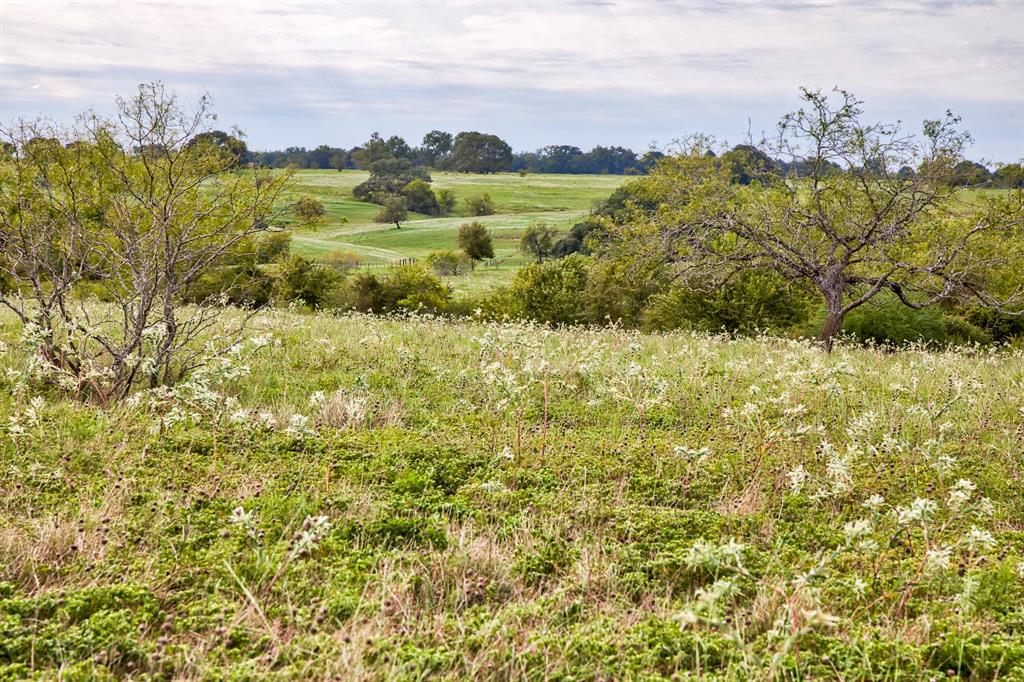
[895,498,938,526]
[963,526,996,550]
[948,478,976,511]
[842,519,872,543]
[924,546,953,572]
[787,465,808,494]
[862,494,885,512]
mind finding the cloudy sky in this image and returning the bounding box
[1,0,1022,160]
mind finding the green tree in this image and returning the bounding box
[445,132,513,173]
[613,88,1024,351]
[401,179,440,215]
[0,82,290,399]
[185,129,248,167]
[420,130,453,166]
[375,195,408,228]
[353,158,431,202]
[950,160,992,186]
[994,163,1024,188]
[457,221,494,268]
[519,221,558,263]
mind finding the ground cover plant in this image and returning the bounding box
[2,306,1023,680]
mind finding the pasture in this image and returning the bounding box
[2,308,1022,679]
[279,171,626,291]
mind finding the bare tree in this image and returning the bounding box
[0,83,291,400]
[638,88,1024,350]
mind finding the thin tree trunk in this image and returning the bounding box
[817,307,844,352]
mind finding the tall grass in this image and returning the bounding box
[1,306,1022,679]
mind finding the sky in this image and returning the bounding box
[1,0,1022,162]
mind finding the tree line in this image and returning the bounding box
[199,127,1024,187]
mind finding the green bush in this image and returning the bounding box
[273,254,343,308]
[828,295,991,346]
[425,251,471,276]
[464,193,495,216]
[436,188,457,215]
[643,270,813,334]
[346,265,450,313]
[496,254,592,325]
[292,195,326,224]
[184,263,276,307]
[401,179,441,215]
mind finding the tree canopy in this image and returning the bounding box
[444,132,513,173]
[604,88,1024,350]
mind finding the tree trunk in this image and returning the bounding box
[817,307,844,352]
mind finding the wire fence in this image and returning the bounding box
[351,257,504,271]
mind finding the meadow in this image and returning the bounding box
[2,306,1023,680]
[278,171,625,292]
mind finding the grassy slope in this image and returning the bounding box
[279,171,626,294]
[1,309,1023,680]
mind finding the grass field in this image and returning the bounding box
[278,171,627,293]
[2,307,1023,679]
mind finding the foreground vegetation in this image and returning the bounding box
[2,308,1023,680]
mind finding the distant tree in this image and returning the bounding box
[994,163,1024,188]
[185,129,248,167]
[401,178,440,215]
[353,158,431,202]
[464,193,495,216]
[950,160,992,186]
[458,221,494,268]
[552,216,604,257]
[720,144,777,185]
[436,188,457,215]
[420,130,453,166]
[330,150,350,171]
[633,150,665,174]
[445,132,513,173]
[292,195,326,225]
[352,132,393,168]
[519,221,558,263]
[375,195,408,228]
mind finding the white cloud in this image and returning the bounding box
[0,0,1020,157]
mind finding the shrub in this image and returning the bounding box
[499,254,592,324]
[254,231,292,264]
[292,195,326,225]
[273,254,342,308]
[464,193,495,216]
[324,250,361,272]
[552,217,605,258]
[435,188,457,215]
[643,271,813,334]
[457,221,494,267]
[183,263,276,307]
[833,295,990,346]
[401,179,440,215]
[425,251,471,276]
[346,266,450,313]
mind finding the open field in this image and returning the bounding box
[2,308,1022,679]
[278,171,627,292]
